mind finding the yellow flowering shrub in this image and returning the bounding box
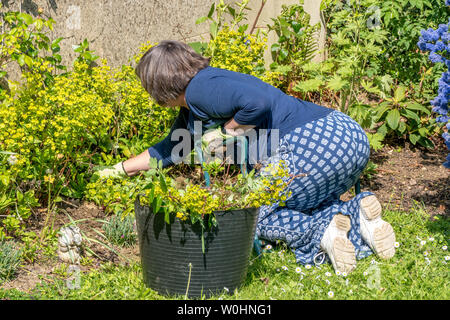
[0,45,177,235]
[207,26,281,86]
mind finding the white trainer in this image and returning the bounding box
[359,195,396,259]
[321,213,357,274]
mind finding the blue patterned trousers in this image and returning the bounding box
[256,111,374,265]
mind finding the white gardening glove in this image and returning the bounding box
[202,128,232,154]
[95,162,128,179]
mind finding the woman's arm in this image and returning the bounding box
[124,108,192,176]
[122,149,151,176]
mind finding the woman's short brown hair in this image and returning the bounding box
[135,40,210,106]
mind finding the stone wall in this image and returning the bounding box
[1,0,325,68]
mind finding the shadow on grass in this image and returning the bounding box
[425,214,450,247]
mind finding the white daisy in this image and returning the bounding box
[420,240,427,246]
[394,242,400,248]
[265,244,272,250]
[428,237,435,242]
[423,251,429,257]
[335,270,341,276]
[305,264,312,269]
[328,291,334,298]
[442,246,447,251]
[325,272,332,277]
[295,267,302,274]
[282,265,288,271]
[445,256,450,261]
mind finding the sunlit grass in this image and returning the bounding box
[1,206,448,300]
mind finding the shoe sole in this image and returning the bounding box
[331,214,356,274]
[360,196,396,259]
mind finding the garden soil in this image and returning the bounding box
[1,140,448,294]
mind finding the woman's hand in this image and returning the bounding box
[224,118,255,136]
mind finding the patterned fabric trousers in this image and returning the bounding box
[256,111,374,265]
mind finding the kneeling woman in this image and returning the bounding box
[102,40,396,273]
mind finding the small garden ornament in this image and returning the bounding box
[58,226,83,264]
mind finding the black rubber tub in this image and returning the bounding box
[134,195,259,298]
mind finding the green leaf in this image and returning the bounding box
[34,19,43,31]
[0,175,10,186]
[409,133,420,145]
[17,54,25,66]
[151,197,158,213]
[188,42,208,55]
[18,13,33,25]
[155,197,162,213]
[159,174,167,193]
[406,103,430,115]
[374,102,390,121]
[386,109,400,130]
[367,132,384,151]
[271,43,280,53]
[207,3,215,18]
[164,211,171,225]
[24,55,33,68]
[401,109,420,123]
[237,24,248,33]
[394,86,407,102]
[327,76,348,91]
[417,137,434,149]
[227,6,236,18]
[195,16,208,24]
[293,78,322,93]
[398,121,406,134]
[418,127,428,137]
[51,37,63,52]
[210,21,218,38]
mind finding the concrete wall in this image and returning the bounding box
[1,0,325,68]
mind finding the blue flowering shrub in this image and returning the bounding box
[418,21,450,168]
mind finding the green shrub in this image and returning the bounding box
[0,45,177,228]
[0,11,65,97]
[267,0,321,92]
[375,0,449,86]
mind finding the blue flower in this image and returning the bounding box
[435,40,446,51]
[418,20,450,167]
[437,115,449,123]
[429,52,444,63]
[417,40,427,51]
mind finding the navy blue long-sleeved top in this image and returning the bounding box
[148,66,332,167]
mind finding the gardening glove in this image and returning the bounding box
[94,162,129,179]
[201,127,233,154]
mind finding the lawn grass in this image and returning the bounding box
[1,205,449,300]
